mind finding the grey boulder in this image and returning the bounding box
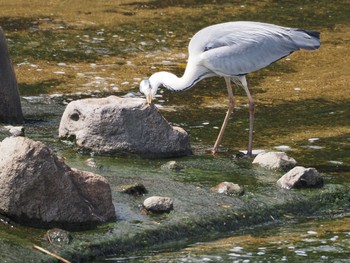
[0,136,116,228]
[277,166,324,189]
[252,151,297,170]
[58,96,192,158]
[143,196,174,213]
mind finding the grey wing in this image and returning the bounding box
[199,26,320,76]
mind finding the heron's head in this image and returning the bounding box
[139,78,158,104]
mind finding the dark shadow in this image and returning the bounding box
[125,0,349,29]
[124,0,233,8]
[0,17,39,31]
[19,79,64,96]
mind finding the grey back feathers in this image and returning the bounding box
[190,21,320,76]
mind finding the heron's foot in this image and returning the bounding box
[205,147,218,155]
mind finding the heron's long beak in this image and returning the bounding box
[146,93,153,104]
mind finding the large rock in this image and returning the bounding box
[277,166,324,189]
[252,151,297,171]
[0,136,116,228]
[0,27,23,124]
[59,96,192,158]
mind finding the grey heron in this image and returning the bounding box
[140,21,320,157]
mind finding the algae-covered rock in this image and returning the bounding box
[211,182,244,196]
[0,137,116,228]
[277,166,324,189]
[47,228,72,245]
[58,96,192,158]
[161,160,185,171]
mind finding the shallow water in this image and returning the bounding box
[105,215,350,262]
[0,0,349,261]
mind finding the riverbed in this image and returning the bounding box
[0,0,349,262]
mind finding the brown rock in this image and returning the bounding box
[0,27,23,124]
[0,137,116,228]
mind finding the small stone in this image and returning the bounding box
[47,228,72,245]
[277,166,324,189]
[252,152,297,170]
[118,183,148,196]
[85,158,101,169]
[4,125,25,137]
[211,182,244,196]
[161,161,184,171]
[143,196,173,213]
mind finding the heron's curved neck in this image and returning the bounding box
[149,64,209,92]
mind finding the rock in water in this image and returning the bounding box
[58,96,192,158]
[277,166,324,189]
[252,151,297,171]
[0,137,116,228]
[47,228,72,245]
[211,182,244,196]
[143,196,174,213]
[161,160,185,171]
[4,125,25,137]
[118,183,148,196]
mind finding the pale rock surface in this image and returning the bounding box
[59,96,192,158]
[252,151,297,170]
[143,196,174,213]
[277,166,324,189]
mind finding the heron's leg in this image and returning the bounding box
[240,76,255,157]
[211,77,235,154]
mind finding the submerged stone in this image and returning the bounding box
[118,183,148,196]
[277,166,324,189]
[58,96,192,158]
[85,158,102,169]
[252,151,297,171]
[161,160,185,171]
[0,137,116,228]
[211,182,245,196]
[47,228,72,245]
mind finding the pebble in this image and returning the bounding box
[211,182,244,196]
[47,228,72,245]
[161,161,184,171]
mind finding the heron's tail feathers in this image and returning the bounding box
[293,29,321,50]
